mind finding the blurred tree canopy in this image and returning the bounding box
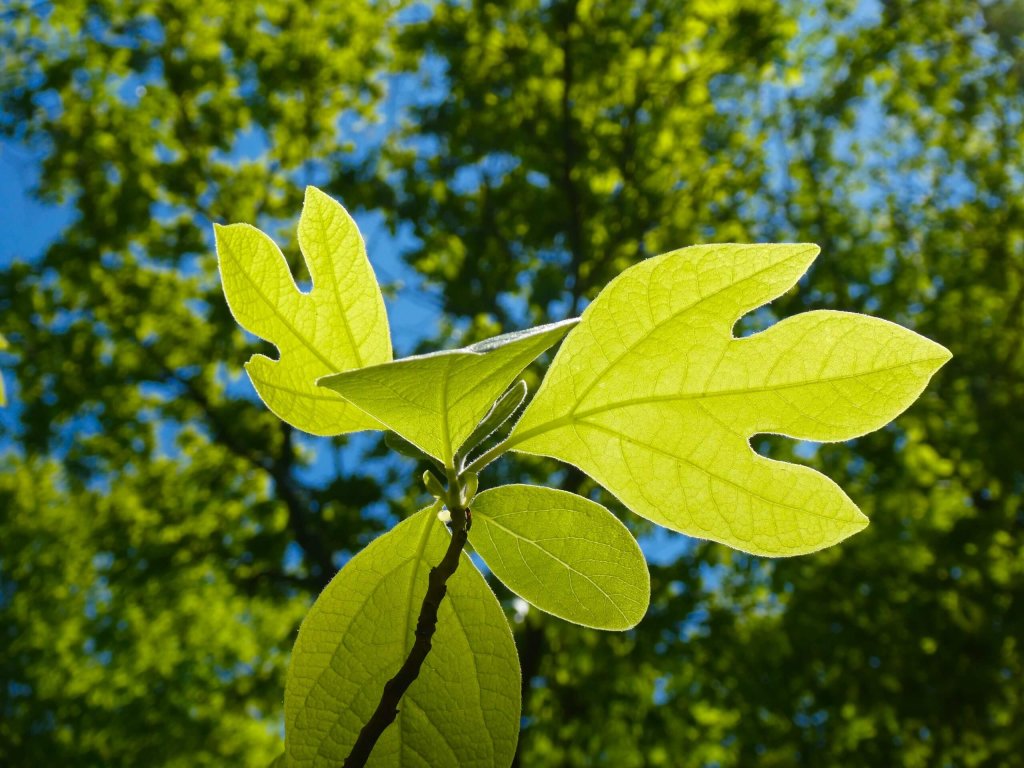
[1,1,1021,766]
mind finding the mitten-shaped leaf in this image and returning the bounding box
[509,244,951,556]
[215,186,391,436]
[470,485,649,630]
[284,508,520,768]
[319,319,576,465]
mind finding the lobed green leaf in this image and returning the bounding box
[470,485,650,630]
[215,186,392,436]
[509,244,952,556]
[284,508,520,768]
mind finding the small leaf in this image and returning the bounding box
[284,508,520,768]
[469,485,649,630]
[460,471,479,507]
[457,380,528,464]
[319,319,576,465]
[215,186,392,436]
[509,244,952,556]
[422,468,446,498]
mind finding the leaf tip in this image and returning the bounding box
[302,184,327,205]
[852,505,870,533]
[911,332,953,380]
[790,242,822,270]
[828,503,870,550]
[211,221,228,248]
[212,221,257,254]
[314,370,341,391]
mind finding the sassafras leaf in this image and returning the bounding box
[509,244,951,556]
[284,508,520,768]
[470,485,650,630]
[215,186,391,436]
[319,319,576,465]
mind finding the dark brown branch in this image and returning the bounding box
[343,505,471,767]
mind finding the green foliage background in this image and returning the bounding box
[1,0,1021,765]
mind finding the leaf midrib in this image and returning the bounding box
[313,200,365,367]
[509,354,944,450]
[566,246,816,415]
[477,513,629,624]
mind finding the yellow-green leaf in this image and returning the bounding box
[319,319,577,465]
[284,508,520,767]
[470,485,650,630]
[215,186,391,436]
[509,244,951,556]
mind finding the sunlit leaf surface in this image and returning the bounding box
[215,186,392,436]
[285,508,521,767]
[320,319,576,465]
[470,485,649,629]
[510,244,951,556]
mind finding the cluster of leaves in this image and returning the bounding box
[215,188,947,765]
[2,0,1021,766]
[375,2,1024,764]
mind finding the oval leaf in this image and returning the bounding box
[509,244,952,556]
[284,508,520,768]
[215,186,391,436]
[470,485,650,630]
[319,318,576,465]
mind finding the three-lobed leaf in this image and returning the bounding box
[470,485,650,630]
[508,244,952,556]
[319,319,577,465]
[215,186,392,436]
[284,507,520,767]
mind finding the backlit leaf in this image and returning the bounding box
[509,244,951,556]
[319,319,576,465]
[284,507,520,768]
[470,485,650,630]
[215,186,391,436]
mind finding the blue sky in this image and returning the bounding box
[1,139,73,269]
